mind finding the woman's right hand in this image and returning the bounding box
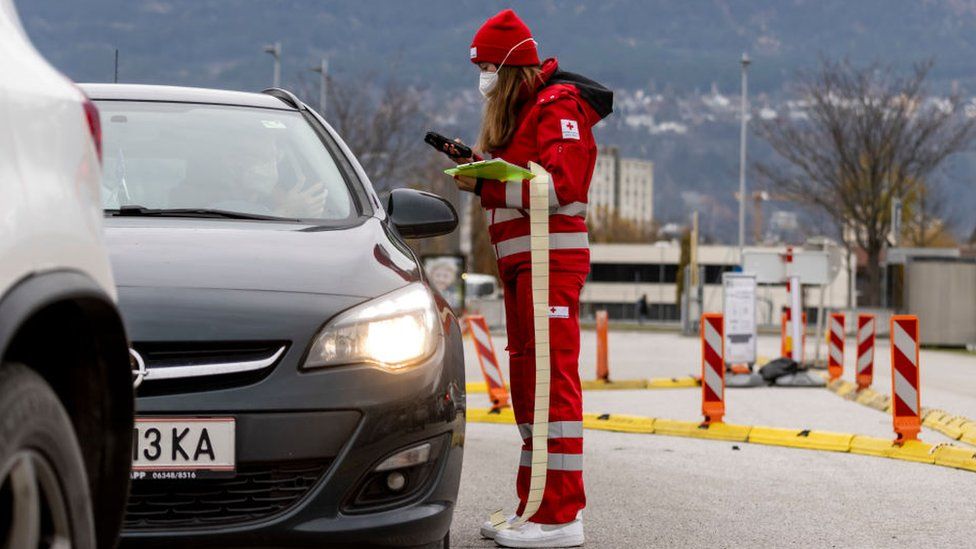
[449,138,473,165]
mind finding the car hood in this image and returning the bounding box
[104,217,420,298]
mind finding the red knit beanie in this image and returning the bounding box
[470,9,539,67]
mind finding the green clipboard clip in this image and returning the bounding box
[444,159,535,182]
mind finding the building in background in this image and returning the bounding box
[582,243,851,324]
[589,146,654,227]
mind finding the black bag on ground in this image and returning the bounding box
[759,357,799,383]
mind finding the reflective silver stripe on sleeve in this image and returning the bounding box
[519,451,583,471]
[492,208,526,224]
[505,182,523,208]
[495,232,589,259]
[519,421,583,440]
[551,201,588,218]
[548,182,559,208]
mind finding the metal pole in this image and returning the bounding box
[114,49,119,83]
[309,58,328,115]
[789,276,802,364]
[738,52,751,258]
[264,42,281,87]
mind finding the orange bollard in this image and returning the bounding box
[780,310,807,360]
[465,315,510,411]
[827,312,845,380]
[855,314,876,390]
[890,315,921,444]
[595,310,609,381]
[701,313,725,424]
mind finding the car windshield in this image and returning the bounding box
[97,101,357,222]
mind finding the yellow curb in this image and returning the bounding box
[465,409,976,474]
[933,444,976,472]
[887,440,936,464]
[466,407,516,425]
[942,417,975,439]
[961,430,976,446]
[854,388,879,405]
[692,422,752,442]
[824,384,976,447]
[646,376,700,389]
[581,379,649,391]
[748,426,853,452]
[584,414,655,434]
[651,418,700,437]
[850,435,893,457]
[835,381,858,399]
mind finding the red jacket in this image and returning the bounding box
[478,58,613,280]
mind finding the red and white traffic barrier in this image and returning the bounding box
[890,315,921,443]
[701,313,725,424]
[828,312,845,381]
[856,314,876,390]
[465,315,510,411]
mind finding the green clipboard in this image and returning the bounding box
[444,159,535,182]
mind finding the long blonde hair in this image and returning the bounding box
[477,65,543,152]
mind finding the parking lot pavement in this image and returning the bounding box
[455,422,976,548]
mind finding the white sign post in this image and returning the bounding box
[723,273,757,366]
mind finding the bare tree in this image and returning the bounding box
[294,71,430,192]
[754,59,975,305]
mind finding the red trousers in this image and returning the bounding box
[502,268,586,525]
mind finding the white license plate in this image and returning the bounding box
[131,417,235,479]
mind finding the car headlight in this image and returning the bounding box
[303,283,440,371]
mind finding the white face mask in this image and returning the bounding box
[477,37,537,99]
[479,71,498,97]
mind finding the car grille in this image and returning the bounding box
[131,341,288,397]
[124,460,330,530]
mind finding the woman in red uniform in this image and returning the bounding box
[451,9,612,548]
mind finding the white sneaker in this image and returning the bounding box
[481,513,517,539]
[494,518,585,548]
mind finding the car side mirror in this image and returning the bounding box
[386,188,458,239]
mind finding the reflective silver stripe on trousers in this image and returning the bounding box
[505,182,523,208]
[518,421,584,440]
[519,451,583,471]
[495,232,589,259]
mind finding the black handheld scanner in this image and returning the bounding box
[425,131,473,160]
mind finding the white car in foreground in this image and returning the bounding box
[0,1,134,547]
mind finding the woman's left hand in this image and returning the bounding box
[453,175,477,193]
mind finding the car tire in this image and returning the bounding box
[0,363,96,549]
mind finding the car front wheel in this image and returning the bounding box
[0,363,96,549]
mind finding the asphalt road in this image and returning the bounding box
[456,330,976,547]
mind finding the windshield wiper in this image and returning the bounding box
[105,205,299,221]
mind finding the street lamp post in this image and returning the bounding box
[263,42,281,88]
[309,58,328,115]
[738,52,751,259]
